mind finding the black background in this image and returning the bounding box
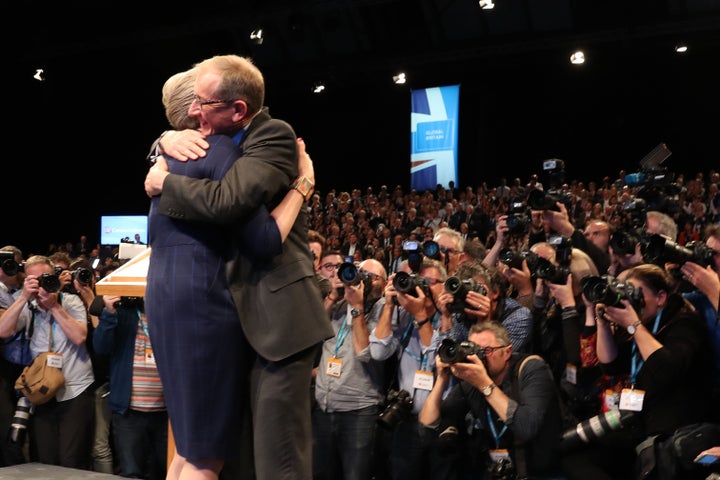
[7,1,720,255]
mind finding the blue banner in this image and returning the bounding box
[410,85,459,192]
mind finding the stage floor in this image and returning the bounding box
[0,463,123,479]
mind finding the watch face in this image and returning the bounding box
[482,385,493,396]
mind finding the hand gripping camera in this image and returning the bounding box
[499,248,539,271]
[444,276,487,313]
[581,274,645,311]
[38,272,61,293]
[530,235,572,284]
[392,272,430,298]
[438,338,488,367]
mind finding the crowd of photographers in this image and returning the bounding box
[0,163,719,479]
[309,165,720,480]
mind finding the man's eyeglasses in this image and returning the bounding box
[361,270,384,281]
[439,246,459,256]
[480,345,508,356]
[320,263,342,271]
[423,277,443,286]
[193,95,236,110]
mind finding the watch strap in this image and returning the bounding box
[627,320,642,334]
[481,383,496,397]
[291,176,315,201]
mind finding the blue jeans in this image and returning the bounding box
[112,409,168,480]
[312,404,379,480]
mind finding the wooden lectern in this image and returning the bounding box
[95,247,176,468]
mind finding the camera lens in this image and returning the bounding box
[74,267,93,286]
[9,396,33,444]
[393,272,414,293]
[444,276,462,295]
[38,273,60,293]
[337,262,360,285]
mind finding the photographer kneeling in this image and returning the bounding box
[419,322,563,480]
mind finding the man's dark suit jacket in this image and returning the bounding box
[156,108,333,361]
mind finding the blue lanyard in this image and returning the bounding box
[630,310,662,384]
[486,408,507,449]
[333,315,350,357]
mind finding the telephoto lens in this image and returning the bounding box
[9,396,34,444]
[560,409,635,452]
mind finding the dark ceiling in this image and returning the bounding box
[8,0,720,254]
[16,0,720,93]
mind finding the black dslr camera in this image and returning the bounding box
[488,457,516,480]
[392,272,430,297]
[438,338,487,366]
[527,187,572,213]
[337,262,372,287]
[402,240,424,272]
[505,199,530,236]
[499,248,538,271]
[402,240,442,271]
[609,228,645,256]
[71,267,94,286]
[642,234,715,268]
[377,389,414,430]
[0,251,23,276]
[38,272,61,293]
[529,236,572,285]
[581,274,645,311]
[444,276,487,313]
[63,267,95,294]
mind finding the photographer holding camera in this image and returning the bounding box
[0,246,29,466]
[93,294,167,480]
[678,224,720,422]
[369,258,455,480]
[442,262,534,355]
[312,258,389,480]
[532,197,610,275]
[419,321,563,479]
[562,264,715,479]
[0,255,94,469]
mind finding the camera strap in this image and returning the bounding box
[510,354,544,479]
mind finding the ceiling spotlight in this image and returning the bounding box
[33,68,45,81]
[392,73,406,85]
[674,43,688,53]
[250,29,264,45]
[570,51,585,65]
[312,82,325,94]
[478,0,495,9]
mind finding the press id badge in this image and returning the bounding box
[46,353,63,368]
[145,348,156,365]
[489,449,510,462]
[412,370,433,391]
[326,357,343,377]
[619,388,645,411]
